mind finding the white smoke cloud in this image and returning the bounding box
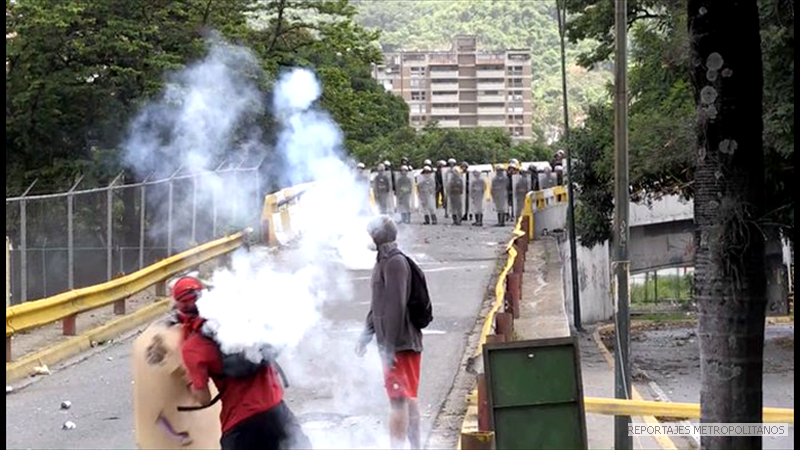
[126,36,403,448]
[121,35,268,246]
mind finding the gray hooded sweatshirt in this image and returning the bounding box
[361,242,424,362]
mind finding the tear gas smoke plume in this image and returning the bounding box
[122,35,268,245]
[128,35,409,448]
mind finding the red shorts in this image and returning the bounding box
[383,351,422,399]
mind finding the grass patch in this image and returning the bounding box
[633,312,696,322]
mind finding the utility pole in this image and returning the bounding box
[556,0,582,331]
[613,0,631,449]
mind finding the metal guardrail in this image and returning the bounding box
[6,232,245,361]
[583,397,794,424]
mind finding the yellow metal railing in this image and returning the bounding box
[6,232,245,340]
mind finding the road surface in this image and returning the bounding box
[632,323,795,449]
[6,223,510,449]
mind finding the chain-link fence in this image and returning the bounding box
[6,162,264,304]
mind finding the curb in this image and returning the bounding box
[6,300,168,383]
[593,324,678,450]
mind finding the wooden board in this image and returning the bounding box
[132,320,221,449]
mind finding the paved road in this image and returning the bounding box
[632,323,795,449]
[6,223,510,449]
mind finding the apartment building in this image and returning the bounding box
[372,36,533,140]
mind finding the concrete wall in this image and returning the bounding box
[560,237,613,325]
[533,203,567,238]
[629,195,693,226]
[628,219,694,273]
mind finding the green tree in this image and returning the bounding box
[5,0,409,194]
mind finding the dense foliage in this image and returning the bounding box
[564,0,793,246]
[5,0,410,193]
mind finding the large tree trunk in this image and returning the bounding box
[688,1,767,449]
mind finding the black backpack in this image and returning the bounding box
[177,331,288,412]
[402,254,434,329]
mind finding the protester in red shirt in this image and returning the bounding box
[173,276,310,450]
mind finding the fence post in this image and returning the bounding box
[495,312,513,340]
[477,374,490,432]
[155,280,167,298]
[19,179,38,303]
[506,272,521,319]
[138,173,154,270]
[212,182,218,238]
[62,314,77,336]
[167,176,174,256]
[107,173,124,281]
[255,166,262,228]
[191,173,197,244]
[67,176,83,291]
[6,237,10,307]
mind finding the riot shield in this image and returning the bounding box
[394,171,414,214]
[444,168,466,222]
[469,171,489,218]
[416,172,437,216]
[490,172,508,215]
[513,172,532,218]
[539,168,554,190]
[372,171,394,215]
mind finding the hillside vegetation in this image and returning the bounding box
[353,0,612,140]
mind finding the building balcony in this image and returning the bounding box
[434,119,460,128]
[477,94,504,102]
[476,69,506,78]
[431,94,459,102]
[430,107,460,115]
[478,106,505,115]
[476,81,505,90]
[431,82,459,90]
[430,70,459,79]
[478,119,506,127]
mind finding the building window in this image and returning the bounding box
[509,126,524,136]
[508,53,531,61]
[508,78,524,88]
[411,104,427,114]
[411,91,427,101]
[410,66,426,76]
[403,53,425,62]
[507,66,524,75]
[430,65,458,72]
[412,115,427,124]
[507,90,524,101]
[410,78,426,88]
[479,90,500,96]
[432,90,458,96]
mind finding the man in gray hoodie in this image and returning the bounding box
[356,215,423,449]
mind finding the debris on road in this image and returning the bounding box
[61,401,72,410]
[6,385,13,394]
[62,421,77,430]
[107,356,114,361]
[33,364,51,376]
